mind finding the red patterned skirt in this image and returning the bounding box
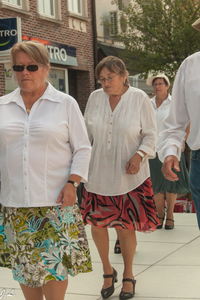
[81,178,159,232]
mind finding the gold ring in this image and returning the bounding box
[132,171,135,173]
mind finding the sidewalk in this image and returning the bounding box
[0,213,200,300]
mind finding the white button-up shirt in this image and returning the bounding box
[150,94,171,139]
[0,83,91,207]
[84,86,157,196]
[157,51,200,162]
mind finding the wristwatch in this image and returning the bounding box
[67,180,79,188]
[136,150,146,162]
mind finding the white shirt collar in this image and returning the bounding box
[0,82,61,105]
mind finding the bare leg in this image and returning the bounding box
[116,228,136,293]
[91,226,113,289]
[20,280,68,300]
[165,192,177,226]
[42,280,68,300]
[20,285,43,300]
[154,193,165,221]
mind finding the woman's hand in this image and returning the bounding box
[56,182,77,209]
[126,153,142,175]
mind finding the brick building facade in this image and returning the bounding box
[0,0,95,112]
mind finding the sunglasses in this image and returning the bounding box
[12,65,42,72]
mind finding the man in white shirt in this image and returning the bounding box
[157,17,200,229]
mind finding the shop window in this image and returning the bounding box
[4,64,68,95]
[0,0,29,13]
[37,0,62,23]
[49,68,68,94]
[67,0,88,19]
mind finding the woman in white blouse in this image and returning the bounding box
[146,74,190,230]
[81,56,159,300]
[0,41,92,300]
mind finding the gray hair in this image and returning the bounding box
[95,56,129,85]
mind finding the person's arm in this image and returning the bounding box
[157,60,190,163]
[163,122,190,181]
[56,174,82,208]
[126,94,157,174]
[56,98,91,208]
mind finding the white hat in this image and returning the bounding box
[146,74,170,86]
[192,18,200,31]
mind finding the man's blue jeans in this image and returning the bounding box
[190,149,200,229]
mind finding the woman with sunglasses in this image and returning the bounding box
[146,74,190,230]
[81,56,159,300]
[0,41,92,300]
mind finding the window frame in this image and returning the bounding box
[68,0,82,16]
[38,0,55,19]
[2,0,22,8]
[0,0,29,14]
[67,0,88,21]
[37,0,62,24]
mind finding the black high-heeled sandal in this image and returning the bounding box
[101,267,118,299]
[156,213,165,229]
[119,278,136,300]
[114,239,121,254]
[165,218,175,230]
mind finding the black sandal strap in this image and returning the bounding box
[122,278,136,284]
[103,274,114,278]
[166,218,174,222]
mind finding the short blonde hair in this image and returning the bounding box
[10,41,50,68]
[95,56,129,85]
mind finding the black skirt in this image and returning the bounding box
[149,152,190,195]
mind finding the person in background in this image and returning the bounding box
[146,74,190,230]
[157,17,200,230]
[81,56,159,300]
[0,41,92,300]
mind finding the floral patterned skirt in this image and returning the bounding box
[0,204,92,287]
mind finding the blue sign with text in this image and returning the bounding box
[0,18,19,53]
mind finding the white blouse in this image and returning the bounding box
[151,94,171,139]
[84,86,157,196]
[0,83,91,207]
[158,51,200,161]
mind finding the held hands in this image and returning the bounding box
[56,182,77,209]
[161,155,180,181]
[126,153,142,175]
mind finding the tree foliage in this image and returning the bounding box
[111,0,200,81]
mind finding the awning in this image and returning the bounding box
[98,42,124,57]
